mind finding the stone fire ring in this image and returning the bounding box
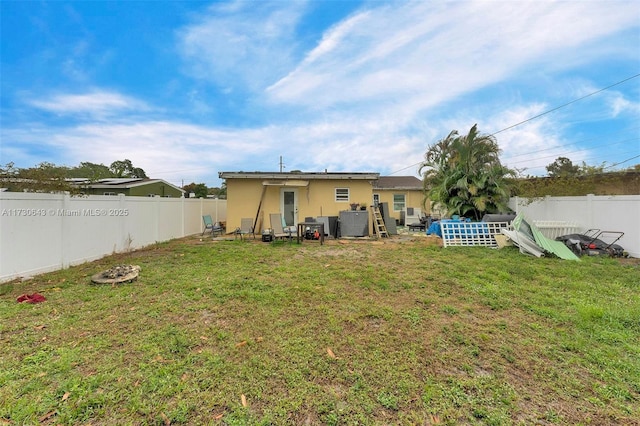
[91,264,141,284]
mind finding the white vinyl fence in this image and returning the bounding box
[0,192,226,282]
[509,194,640,258]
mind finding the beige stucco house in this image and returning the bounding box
[372,176,428,225]
[219,172,427,236]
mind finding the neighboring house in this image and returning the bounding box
[218,171,426,235]
[372,176,428,225]
[70,178,185,197]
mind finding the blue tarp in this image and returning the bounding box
[427,218,472,237]
[426,220,442,237]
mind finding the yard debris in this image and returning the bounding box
[429,413,442,424]
[17,293,46,303]
[161,412,171,425]
[91,264,140,284]
[38,410,56,423]
[241,394,248,407]
[502,213,579,260]
[326,347,337,359]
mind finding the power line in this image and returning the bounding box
[501,129,640,161]
[603,154,640,170]
[489,73,640,137]
[506,139,639,166]
[390,72,640,175]
[518,149,640,172]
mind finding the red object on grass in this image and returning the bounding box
[17,293,46,303]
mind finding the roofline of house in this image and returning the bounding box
[219,172,380,180]
[373,186,423,191]
[70,178,185,193]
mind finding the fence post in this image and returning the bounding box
[153,195,160,243]
[181,196,185,238]
[61,193,70,268]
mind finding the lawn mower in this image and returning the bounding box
[556,229,626,257]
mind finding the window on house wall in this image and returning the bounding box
[373,193,380,206]
[335,188,349,202]
[393,194,406,211]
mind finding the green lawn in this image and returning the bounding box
[1,236,639,425]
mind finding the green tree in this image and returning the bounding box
[183,182,209,198]
[207,181,227,199]
[109,159,147,178]
[578,161,606,175]
[0,162,77,193]
[546,157,580,177]
[418,124,515,220]
[68,162,113,180]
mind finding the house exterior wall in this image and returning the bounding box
[81,181,183,197]
[225,179,266,232]
[225,177,376,234]
[128,182,183,197]
[82,187,130,196]
[374,189,428,222]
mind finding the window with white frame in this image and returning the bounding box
[373,193,380,206]
[393,194,406,211]
[335,188,349,202]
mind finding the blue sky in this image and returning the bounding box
[1,0,639,188]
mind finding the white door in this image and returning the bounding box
[281,188,298,227]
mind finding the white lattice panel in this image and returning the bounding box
[440,221,511,247]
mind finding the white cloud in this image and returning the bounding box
[266,0,639,117]
[608,92,640,118]
[28,90,151,118]
[177,1,308,91]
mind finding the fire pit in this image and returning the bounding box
[91,264,141,284]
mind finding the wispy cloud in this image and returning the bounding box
[177,0,308,92]
[28,90,151,118]
[266,1,639,115]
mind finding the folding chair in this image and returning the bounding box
[235,218,255,240]
[269,213,293,242]
[202,215,223,236]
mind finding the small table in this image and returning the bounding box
[297,222,325,245]
[408,222,426,232]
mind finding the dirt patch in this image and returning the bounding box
[617,256,640,266]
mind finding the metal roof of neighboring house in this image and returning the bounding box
[219,172,380,180]
[70,178,185,193]
[373,176,422,190]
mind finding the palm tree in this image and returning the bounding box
[419,124,514,220]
